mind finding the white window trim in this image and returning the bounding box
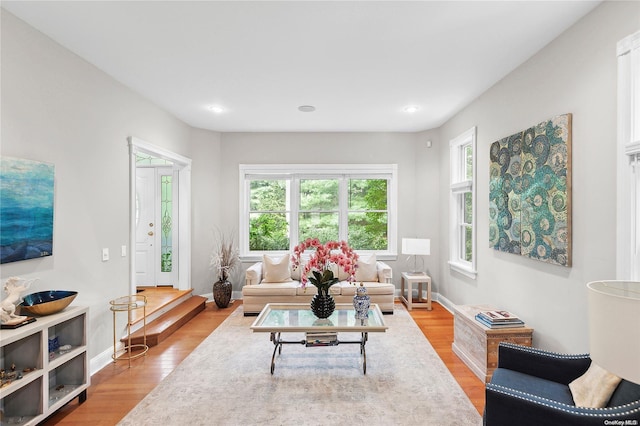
[239,164,398,261]
[449,127,477,279]
[617,30,640,280]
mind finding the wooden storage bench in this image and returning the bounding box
[452,304,533,382]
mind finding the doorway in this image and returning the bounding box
[128,137,192,295]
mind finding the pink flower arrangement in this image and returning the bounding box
[291,238,359,290]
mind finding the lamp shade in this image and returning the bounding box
[401,238,431,256]
[587,280,640,384]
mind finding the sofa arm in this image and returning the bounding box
[484,383,640,426]
[376,261,392,283]
[497,342,591,385]
[245,262,263,286]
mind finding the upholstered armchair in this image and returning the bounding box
[484,342,640,426]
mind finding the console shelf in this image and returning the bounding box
[1,305,89,425]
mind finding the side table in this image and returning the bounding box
[110,294,148,367]
[400,272,432,311]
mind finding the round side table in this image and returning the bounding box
[110,294,148,367]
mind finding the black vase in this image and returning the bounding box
[310,292,335,319]
[213,279,232,308]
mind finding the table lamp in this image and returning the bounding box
[402,238,430,274]
[587,280,640,384]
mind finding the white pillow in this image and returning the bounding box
[355,253,377,282]
[262,255,292,283]
[569,362,621,408]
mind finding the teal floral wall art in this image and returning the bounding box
[0,157,55,264]
[489,114,572,267]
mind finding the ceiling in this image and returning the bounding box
[3,1,600,133]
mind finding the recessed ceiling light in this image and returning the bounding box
[208,105,225,114]
[298,105,316,112]
[403,105,420,113]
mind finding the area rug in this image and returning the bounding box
[119,306,482,426]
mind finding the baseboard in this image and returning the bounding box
[91,343,122,376]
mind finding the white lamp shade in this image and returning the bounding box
[402,238,431,256]
[587,280,640,384]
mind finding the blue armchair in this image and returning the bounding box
[484,342,640,426]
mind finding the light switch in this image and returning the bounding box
[121,245,127,257]
[102,248,109,261]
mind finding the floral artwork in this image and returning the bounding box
[0,157,55,264]
[489,114,572,266]
[291,239,359,292]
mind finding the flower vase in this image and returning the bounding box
[310,291,335,319]
[213,279,232,308]
[353,283,370,319]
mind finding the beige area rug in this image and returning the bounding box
[119,305,482,426]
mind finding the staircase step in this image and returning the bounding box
[123,295,207,347]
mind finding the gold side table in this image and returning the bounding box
[110,294,148,367]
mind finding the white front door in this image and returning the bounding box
[135,167,175,287]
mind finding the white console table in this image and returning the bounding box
[0,305,90,425]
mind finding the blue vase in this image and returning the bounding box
[353,283,370,319]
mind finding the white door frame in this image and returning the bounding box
[128,137,192,294]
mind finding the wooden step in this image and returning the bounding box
[123,295,207,347]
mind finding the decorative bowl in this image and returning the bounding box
[20,291,78,316]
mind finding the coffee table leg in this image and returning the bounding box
[270,332,281,374]
[361,332,368,374]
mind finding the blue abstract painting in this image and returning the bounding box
[0,157,55,264]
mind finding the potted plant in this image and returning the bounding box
[291,238,358,318]
[210,230,239,308]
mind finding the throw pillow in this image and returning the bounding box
[569,362,622,408]
[262,255,291,283]
[355,253,378,282]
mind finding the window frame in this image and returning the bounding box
[449,127,477,278]
[617,30,640,280]
[239,164,398,261]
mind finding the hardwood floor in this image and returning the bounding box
[42,300,484,425]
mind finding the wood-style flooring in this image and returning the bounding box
[41,300,484,425]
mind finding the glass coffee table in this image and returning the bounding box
[250,303,388,374]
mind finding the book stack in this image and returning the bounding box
[475,310,524,329]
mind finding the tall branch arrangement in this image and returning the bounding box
[210,230,239,281]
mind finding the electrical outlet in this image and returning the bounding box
[102,248,109,261]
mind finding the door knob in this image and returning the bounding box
[148,231,154,236]
[149,223,154,227]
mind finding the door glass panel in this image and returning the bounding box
[161,175,172,273]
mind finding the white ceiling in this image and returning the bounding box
[3,1,600,133]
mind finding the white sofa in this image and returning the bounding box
[242,254,395,315]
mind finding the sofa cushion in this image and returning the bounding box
[340,281,394,296]
[490,368,575,406]
[263,254,292,283]
[242,282,298,296]
[569,362,621,408]
[608,379,640,407]
[355,254,377,282]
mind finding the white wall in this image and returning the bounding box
[437,1,640,353]
[219,131,442,291]
[0,11,220,365]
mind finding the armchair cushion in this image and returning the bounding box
[569,362,621,408]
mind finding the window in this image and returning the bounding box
[617,30,640,280]
[240,164,397,258]
[449,127,477,278]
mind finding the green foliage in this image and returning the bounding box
[249,178,389,251]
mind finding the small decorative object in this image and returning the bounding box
[19,290,77,316]
[353,282,371,320]
[1,277,35,326]
[291,238,358,319]
[210,229,239,308]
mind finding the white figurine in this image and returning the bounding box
[1,277,35,324]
